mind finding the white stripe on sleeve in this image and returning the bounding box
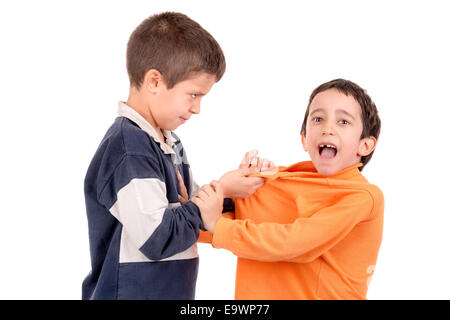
[109,178,198,263]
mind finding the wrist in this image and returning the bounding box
[218,178,231,198]
[207,215,221,234]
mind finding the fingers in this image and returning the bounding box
[195,184,215,201]
[260,158,268,171]
[239,150,259,169]
[210,180,223,198]
[192,180,224,234]
[250,155,258,168]
[177,171,188,192]
[239,150,276,174]
[248,154,259,170]
[191,195,201,205]
[194,181,224,204]
[176,170,183,186]
[260,158,275,172]
[257,157,264,171]
[195,188,209,201]
[248,157,261,171]
[177,170,189,204]
[178,194,187,204]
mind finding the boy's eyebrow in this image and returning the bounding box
[335,109,356,120]
[309,108,356,120]
[190,90,206,96]
[309,108,326,116]
[189,86,208,94]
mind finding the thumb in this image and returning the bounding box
[239,166,259,176]
[176,170,183,183]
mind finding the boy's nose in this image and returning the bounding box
[321,125,334,135]
[190,103,200,114]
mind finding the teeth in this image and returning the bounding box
[319,144,336,149]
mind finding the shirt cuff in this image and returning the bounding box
[222,198,235,213]
[186,200,206,231]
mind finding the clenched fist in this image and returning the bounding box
[191,180,224,233]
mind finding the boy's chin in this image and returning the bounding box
[163,123,181,131]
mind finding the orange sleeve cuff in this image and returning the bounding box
[197,230,213,243]
[212,216,234,249]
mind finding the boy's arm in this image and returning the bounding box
[188,171,235,216]
[196,151,273,244]
[211,191,375,263]
[99,154,204,261]
[218,150,276,199]
[182,172,234,244]
[197,211,234,244]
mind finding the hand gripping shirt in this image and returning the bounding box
[82,102,203,300]
[212,161,384,300]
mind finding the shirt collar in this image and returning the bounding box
[117,101,176,154]
[257,161,366,182]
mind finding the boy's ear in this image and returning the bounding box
[143,69,166,94]
[301,132,308,152]
[358,136,377,157]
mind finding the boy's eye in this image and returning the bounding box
[339,119,350,125]
[312,117,322,123]
[190,94,197,99]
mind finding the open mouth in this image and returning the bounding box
[318,144,337,159]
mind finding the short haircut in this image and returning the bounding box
[300,79,381,171]
[126,12,226,89]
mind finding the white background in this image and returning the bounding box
[0,0,449,299]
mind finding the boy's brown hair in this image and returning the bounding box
[300,79,381,171]
[126,12,226,89]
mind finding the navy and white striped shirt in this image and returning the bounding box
[82,102,204,299]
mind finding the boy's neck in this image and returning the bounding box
[126,87,165,142]
[312,161,363,178]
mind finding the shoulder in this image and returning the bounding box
[339,171,384,211]
[331,180,384,219]
[95,117,165,176]
[363,183,384,205]
[100,117,164,159]
[358,183,384,219]
[117,117,159,156]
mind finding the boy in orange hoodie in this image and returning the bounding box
[193,78,383,299]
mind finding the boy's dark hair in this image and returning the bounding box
[300,79,381,171]
[126,12,226,89]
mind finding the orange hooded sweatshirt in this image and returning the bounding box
[209,161,384,300]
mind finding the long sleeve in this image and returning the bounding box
[212,190,374,263]
[100,154,204,261]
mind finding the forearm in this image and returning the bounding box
[141,201,204,260]
[211,194,372,263]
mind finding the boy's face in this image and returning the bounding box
[149,72,216,131]
[301,89,376,176]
